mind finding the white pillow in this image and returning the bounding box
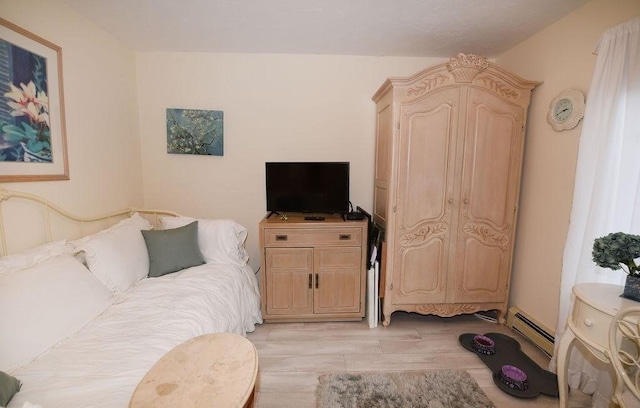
[0,240,71,276]
[0,253,113,371]
[72,212,151,248]
[161,216,249,265]
[75,213,152,292]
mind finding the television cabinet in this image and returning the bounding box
[259,213,368,322]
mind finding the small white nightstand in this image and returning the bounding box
[556,282,637,407]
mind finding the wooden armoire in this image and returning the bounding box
[372,54,540,326]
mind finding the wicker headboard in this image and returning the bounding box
[0,189,180,256]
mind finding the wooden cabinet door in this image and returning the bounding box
[451,88,524,303]
[390,87,460,306]
[314,247,362,314]
[373,92,393,226]
[265,247,313,315]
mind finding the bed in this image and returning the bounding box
[0,189,263,408]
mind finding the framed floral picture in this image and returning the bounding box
[0,18,69,182]
[166,108,223,156]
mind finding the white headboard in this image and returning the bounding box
[0,189,180,256]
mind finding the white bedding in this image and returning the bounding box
[8,263,262,408]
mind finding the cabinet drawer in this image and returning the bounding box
[264,228,362,247]
[571,300,612,350]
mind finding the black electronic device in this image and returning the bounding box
[345,212,365,220]
[304,215,325,221]
[265,162,349,215]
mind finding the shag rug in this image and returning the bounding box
[316,369,495,408]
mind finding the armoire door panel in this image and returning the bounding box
[453,238,508,303]
[373,184,388,224]
[452,88,523,305]
[462,91,524,229]
[374,101,392,225]
[393,238,447,304]
[314,247,361,313]
[375,104,392,183]
[265,248,313,315]
[398,90,458,229]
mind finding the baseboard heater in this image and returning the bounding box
[506,307,555,357]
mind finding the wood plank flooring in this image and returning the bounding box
[246,312,592,407]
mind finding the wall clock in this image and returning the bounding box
[547,88,585,131]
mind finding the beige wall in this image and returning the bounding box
[0,0,144,214]
[136,53,445,269]
[7,0,640,332]
[497,0,640,331]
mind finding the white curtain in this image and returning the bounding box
[549,16,640,407]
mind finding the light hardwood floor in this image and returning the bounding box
[246,312,592,408]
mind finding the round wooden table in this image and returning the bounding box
[129,333,258,408]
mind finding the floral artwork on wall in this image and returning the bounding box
[166,108,223,156]
[0,18,69,182]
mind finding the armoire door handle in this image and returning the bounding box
[309,273,312,289]
[315,274,319,289]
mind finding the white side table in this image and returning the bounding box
[129,333,258,408]
[556,282,636,406]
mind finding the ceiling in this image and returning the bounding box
[61,0,590,58]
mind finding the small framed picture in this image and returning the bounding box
[166,108,223,156]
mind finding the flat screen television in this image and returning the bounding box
[265,162,349,214]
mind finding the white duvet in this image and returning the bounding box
[8,263,263,408]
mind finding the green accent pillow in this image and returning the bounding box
[0,371,21,407]
[142,221,205,277]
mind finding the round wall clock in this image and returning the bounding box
[547,88,586,131]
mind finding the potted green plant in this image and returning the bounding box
[592,232,640,301]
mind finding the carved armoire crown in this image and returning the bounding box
[372,54,540,326]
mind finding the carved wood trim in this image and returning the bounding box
[395,284,445,297]
[405,75,449,98]
[455,285,506,296]
[470,99,521,126]
[447,53,489,83]
[404,99,456,118]
[476,76,521,101]
[463,223,509,246]
[382,302,507,325]
[400,223,447,245]
[415,303,483,316]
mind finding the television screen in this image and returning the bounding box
[265,162,349,214]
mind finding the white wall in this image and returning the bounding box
[497,0,640,330]
[136,53,445,269]
[0,0,144,214]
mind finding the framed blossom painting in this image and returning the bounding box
[166,108,223,156]
[0,18,69,182]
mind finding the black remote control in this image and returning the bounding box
[304,216,325,221]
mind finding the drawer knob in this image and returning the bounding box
[275,235,288,241]
[339,234,351,240]
[583,319,593,327]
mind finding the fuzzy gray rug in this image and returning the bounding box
[316,370,495,408]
